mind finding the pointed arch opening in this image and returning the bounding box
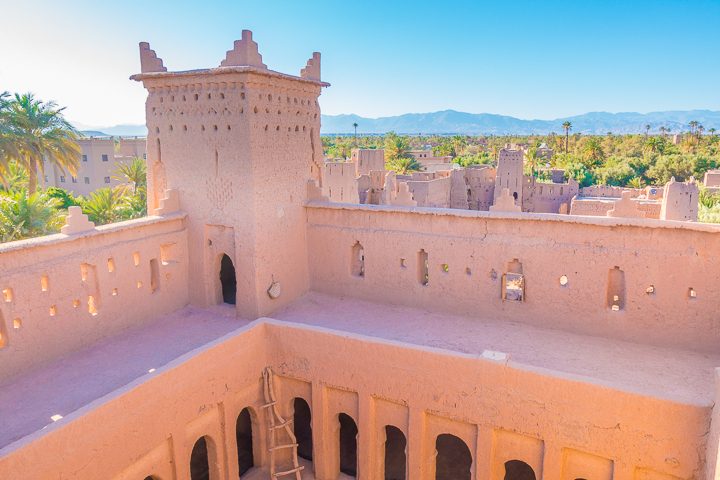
[384,425,406,480]
[339,413,358,477]
[236,408,254,476]
[190,436,211,480]
[435,434,471,480]
[220,254,237,305]
[351,241,365,277]
[293,397,313,461]
[504,460,536,480]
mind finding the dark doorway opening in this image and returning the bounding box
[339,413,358,477]
[190,436,210,480]
[220,254,236,304]
[384,425,407,480]
[435,434,471,480]
[236,408,254,476]
[293,398,313,461]
[504,460,536,480]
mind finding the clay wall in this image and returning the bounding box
[0,320,709,480]
[138,69,324,319]
[0,214,189,381]
[306,203,720,353]
[405,176,452,208]
[322,162,359,203]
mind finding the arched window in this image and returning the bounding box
[435,434,471,480]
[190,436,211,480]
[384,425,406,480]
[220,254,236,305]
[339,413,358,476]
[236,408,254,476]
[293,398,313,461]
[504,460,536,480]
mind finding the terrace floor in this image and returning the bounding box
[1,291,719,451]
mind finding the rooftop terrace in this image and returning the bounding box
[2,291,717,452]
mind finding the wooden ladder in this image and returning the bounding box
[262,367,304,479]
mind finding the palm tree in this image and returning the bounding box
[1,93,80,193]
[709,128,717,137]
[644,124,651,136]
[698,125,705,138]
[113,157,147,194]
[0,189,63,241]
[659,126,668,137]
[689,120,699,136]
[352,122,358,145]
[581,137,605,166]
[81,187,131,225]
[562,121,572,153]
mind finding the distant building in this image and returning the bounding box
[43,136,147,196]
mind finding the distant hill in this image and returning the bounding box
[73,109,720,137]
[320,109,720,135]
[72,122,148,137]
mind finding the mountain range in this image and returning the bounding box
[73,109,720,137]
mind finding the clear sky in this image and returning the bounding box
[1,0,718,126]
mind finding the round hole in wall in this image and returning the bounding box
[155,127,160,134]
[194,93,199,101]
[213,125,218,131]
[559,275,568,286]
[183,125,188,132]
[253,106,258,114]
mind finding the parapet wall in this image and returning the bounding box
[0,214,189,381]
[306,202,720,353]
[0,321,708,480]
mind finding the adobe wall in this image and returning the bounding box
[0,214,189,381]
[322,162,359,203]
[571,198,662,219]
[306,203,720,353]
[0,320,709,480]
[406,176,452,208]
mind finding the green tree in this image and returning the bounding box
[1,93,80,193]
[0,189,63,241]
[646,155,695,184]
[581,137,605,167]
[80,187,132,225]
[384,131,418,172]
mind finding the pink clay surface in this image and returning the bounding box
[0,304,243,449]
[1,291,716,451]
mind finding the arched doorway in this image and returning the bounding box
[435,434,471,480]
[190,436,211,480]
[339,413,358,477]
[236,408,254,476]
[384,425,406,480]
[504,460,536,480]
[220,254,236,304]
[293,398,313,461]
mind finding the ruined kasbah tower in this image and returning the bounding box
[2,31,720,480]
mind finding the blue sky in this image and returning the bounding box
[1,0,718,126]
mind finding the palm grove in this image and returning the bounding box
[0,92,147,242]
[323,123,720,222]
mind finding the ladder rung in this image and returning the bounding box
[273,466,304,477]
[271,419,293,430]
[268,443,298,452]
[261,401,277,409]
